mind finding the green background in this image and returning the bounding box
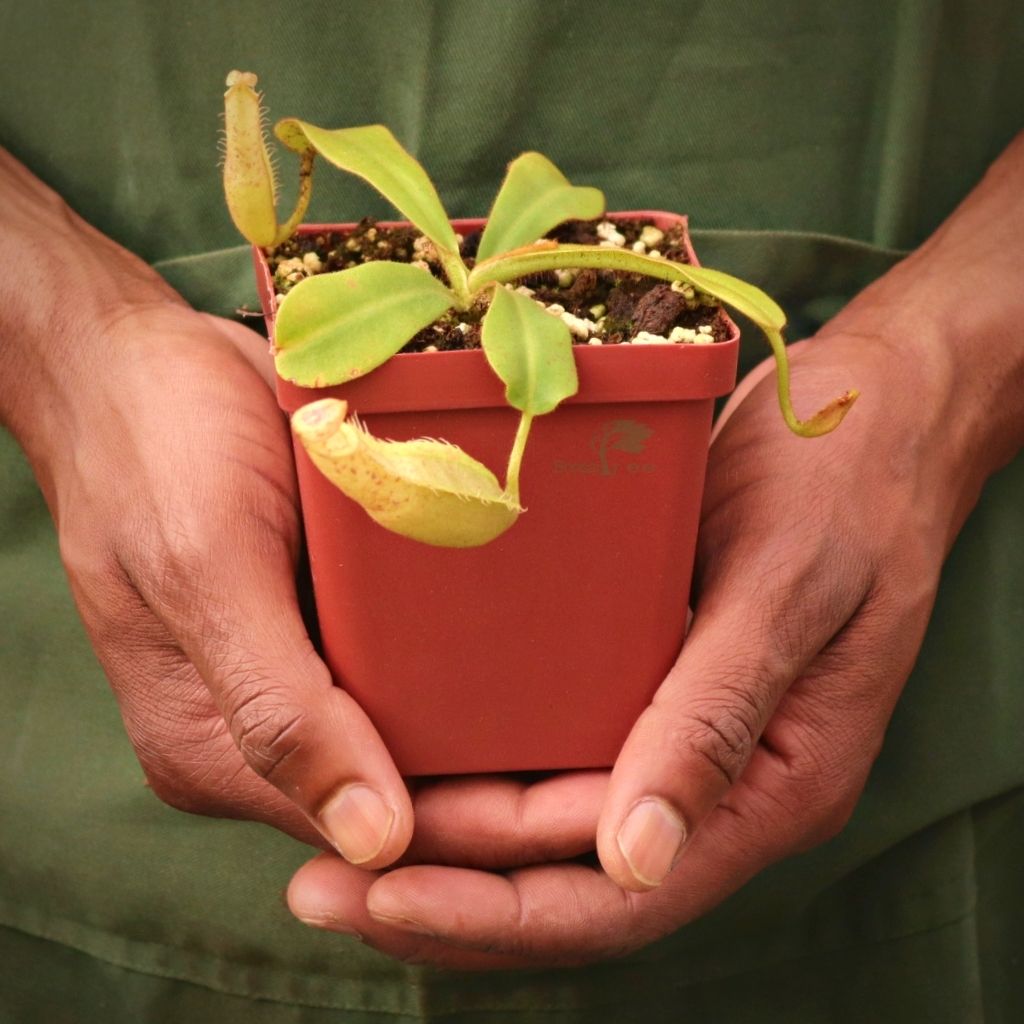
[1,1,1022,1020]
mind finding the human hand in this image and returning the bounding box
[284,299,1005,968]
[19,296,424,864]
[287,134,1024,967]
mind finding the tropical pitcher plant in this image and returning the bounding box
[221,70,857,548]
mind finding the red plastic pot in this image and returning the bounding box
[256,212,739,776]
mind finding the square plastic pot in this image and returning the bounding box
[256,212,739,776]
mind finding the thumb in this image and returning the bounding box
[131,518,413,869]
[595,559,862,892]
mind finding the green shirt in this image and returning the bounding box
[1,2,1022,1020]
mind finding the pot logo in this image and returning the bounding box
[555,419,655,476]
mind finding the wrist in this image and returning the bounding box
[894,243,1024,474]
[820,134,1024,505]
[0,150,185,490]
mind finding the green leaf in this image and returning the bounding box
[472,245,858,437]
[481,286,579,416]
[275,262,455,386]
[476,153,605,261]
[274,121,459,254]
[292,399,520,547]
[471,244,787,330]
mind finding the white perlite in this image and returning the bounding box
[631,331,674,345]
[668,325,715,345]
[503,283,537,297]
[412,235,437,262]
[275,257,305,276]
[640,225,665,247]
[669,326,698,343]
[274,256,307,286]
[542,301,596,338]
[560,311,598,338]
[596,221,626,246]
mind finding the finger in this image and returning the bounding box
[294,777,783,966]
[293,745,855,968]
[294,591,929,969]
[124,502,414,870]
[401,771,607,868]
[356,751,860,966]
[596,538,870,892]
[288,853,535,970]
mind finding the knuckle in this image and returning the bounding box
[766,742,866,853]
[677,710,755,786]
[141,511,215,606]
[662,683,768,787]
[121,500,238,625]
[229,693,307,785]
[796,792,858,851]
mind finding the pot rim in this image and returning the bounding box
[257,212,740,414]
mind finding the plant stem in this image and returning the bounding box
[437,248,472,311]
[504,411,534,506]
[273,150,316,246]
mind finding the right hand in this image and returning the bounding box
[32,296,417,867]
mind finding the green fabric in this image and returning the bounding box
[1,1,1022,1020]
[4,793,1024,1024]
[3,1,1022,263]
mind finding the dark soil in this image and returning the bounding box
[268,217,730,351]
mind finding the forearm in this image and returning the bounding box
[823,132,1024,490]
[0,148,183,475]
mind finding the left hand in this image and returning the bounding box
[284,130,1024,967]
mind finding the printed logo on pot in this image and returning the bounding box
[554,419,654,476]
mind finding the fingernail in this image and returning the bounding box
[320,784,395,865]
[616,797,687,888]
[294,913,364,941]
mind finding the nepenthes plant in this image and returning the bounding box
[222,70,857,548]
